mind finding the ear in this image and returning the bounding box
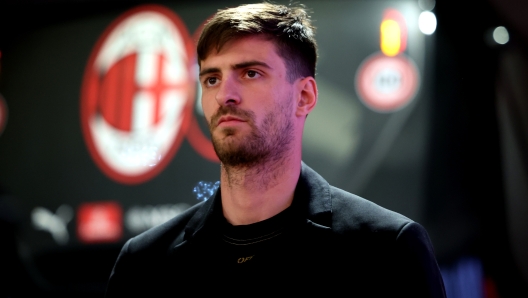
[295,76,318,117]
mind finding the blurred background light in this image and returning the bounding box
[419,11,437,35]
[418,0,436,11]
[380,19,401,56]
[493,26,509,44]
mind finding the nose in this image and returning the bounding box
[215,75,241,106]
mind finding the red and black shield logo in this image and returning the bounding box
[80,5,195,184]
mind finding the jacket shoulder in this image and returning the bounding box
[328,186,445,297]
[329,186,413,234]
[106,202,206,297]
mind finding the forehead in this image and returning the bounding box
[200,35,284,68]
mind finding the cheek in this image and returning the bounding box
[201,94,216,119]
[273,87,294,112]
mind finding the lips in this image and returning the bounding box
[209,106,254,129]
[217,115,246,126]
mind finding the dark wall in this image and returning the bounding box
[432,0,528,296]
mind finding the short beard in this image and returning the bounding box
[209,102,294,169]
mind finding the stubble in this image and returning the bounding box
[208,96,294,175]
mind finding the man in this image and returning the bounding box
[106,3,446,297]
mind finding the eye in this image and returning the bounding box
[245,70,261,79]
[204,77,219,87]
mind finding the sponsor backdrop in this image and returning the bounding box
[0,0,441,295]
[0,0,428,249]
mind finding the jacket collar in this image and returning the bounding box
[183,162,332,241]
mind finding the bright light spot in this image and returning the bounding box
[380,19,401,57]
[418,11,437,35]
[493,26,509,44]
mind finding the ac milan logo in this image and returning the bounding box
[80,5,195,184]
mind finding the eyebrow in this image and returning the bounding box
[199,60,273,77]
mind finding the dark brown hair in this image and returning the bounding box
[197,2,317,82]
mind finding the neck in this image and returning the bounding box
[220,153,301,226]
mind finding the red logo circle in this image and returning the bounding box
[355,53,420,112]
[80,5,195,184]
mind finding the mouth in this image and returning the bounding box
[217,115,246,127]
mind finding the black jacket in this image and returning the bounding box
[106,163,446,297]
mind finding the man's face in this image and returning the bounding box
[199,36,296,167]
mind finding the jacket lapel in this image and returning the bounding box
[167,188,222,263]
[299,162,333,228]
